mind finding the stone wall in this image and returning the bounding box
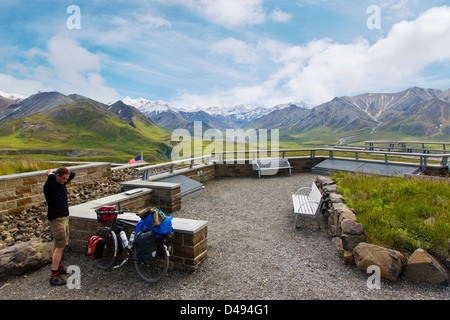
[69,196,208,272]
[170,222,208,270]
[213,157,326,178]
[69,216,208,271]
[0,163,111,217]
[181,165,215,183]
[289,157,327,173]
[120,181,182,214]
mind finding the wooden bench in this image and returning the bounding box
[252,158,293,178]
[292,182,324,228]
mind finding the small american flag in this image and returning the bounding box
[128,155,142,164]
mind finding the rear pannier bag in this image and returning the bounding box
[134,230,158,263]
[85,235,105,260]
[95,206,117,223]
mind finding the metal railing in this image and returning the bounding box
[136,148,449,180]
[137,155,212,180]
[364,141,450,154]
[211,148,449,167]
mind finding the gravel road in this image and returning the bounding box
[1,174,448,301]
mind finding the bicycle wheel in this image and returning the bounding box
[93,227,118,270]
[133,244,169,283]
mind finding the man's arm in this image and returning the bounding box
[65,172,76,185]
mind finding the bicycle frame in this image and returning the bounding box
[92,207,172,283]
[101,209,171,269]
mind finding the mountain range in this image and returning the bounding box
[121,96,312,132]
[0,86,449,162]
[122,87,450,144]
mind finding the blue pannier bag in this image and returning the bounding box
[135,208,173,235]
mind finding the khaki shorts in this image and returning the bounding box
[49,216,69,248]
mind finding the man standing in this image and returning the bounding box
[43,167,76,286]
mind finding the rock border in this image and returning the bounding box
[316,176,449,287]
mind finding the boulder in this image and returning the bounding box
[340,219,364,235]
[324,184,337,193]
[315,176,335,188]
[344,251,355,265]
[0,238,52,280]
[327,212,340,237]
[447,240,450,269]
[353,242,406,282]
[338,209,357,222]
[341,233,366,251]
[332,237,344,258]
[329,193,343,204]
[331,202,348,214]
[405,249,449,286]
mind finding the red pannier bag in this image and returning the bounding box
[85,236,105,260]
[95,206,117,223]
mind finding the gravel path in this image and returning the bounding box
[1,174,449,300]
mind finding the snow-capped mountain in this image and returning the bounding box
[0,91,27,112]
[0,91,27,101]
[120,96,310,125]
[122,97,179,114]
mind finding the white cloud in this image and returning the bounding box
[269,8,292,22]
[1,36,120,103]
[153,0,266,28]
[174,5,450,107]
[133,13,172,28]
[200,0,266,27]
[210,38,260,64]
[0,73,45,96]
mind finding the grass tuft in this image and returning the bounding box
[332,172,450,262]
[0,158,50,175]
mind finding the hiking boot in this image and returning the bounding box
[58,265,68,275]
[49,275,66,286]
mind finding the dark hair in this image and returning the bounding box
[55,167,70,176]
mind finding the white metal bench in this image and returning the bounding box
[292,182,324,228]
[252,158,293,178]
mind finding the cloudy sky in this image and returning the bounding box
[1,0,449,108]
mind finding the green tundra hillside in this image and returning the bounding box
[0,99,172,163]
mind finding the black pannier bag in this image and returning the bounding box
[134,230,158,263]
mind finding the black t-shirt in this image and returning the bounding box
[43,172,75,220]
